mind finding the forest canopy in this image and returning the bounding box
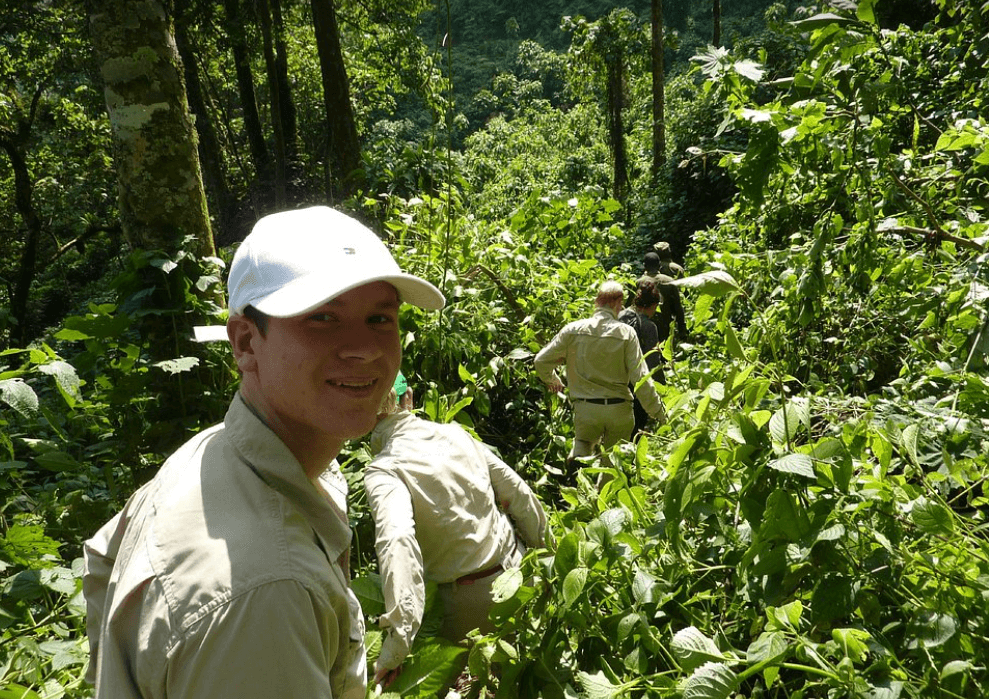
[2,0,988,696]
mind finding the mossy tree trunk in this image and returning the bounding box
[88,0,214,258]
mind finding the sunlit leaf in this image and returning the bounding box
[669,270,739,297]
[911,497,954,535]
[0,378,39,417]
[768,453,815,479]
[682,662,737,699]
[153,356,200,374]
[672,627,727,672]
[562,567,588,607]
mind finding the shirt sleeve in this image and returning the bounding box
[481,443,547,550]
[534,327,570,386]
[166,580,349,699]
[364,465,424,674]
[625,333,666,421]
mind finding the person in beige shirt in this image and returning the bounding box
[82,206,444,698]
[535,280,666,468]
[365,379,547,689]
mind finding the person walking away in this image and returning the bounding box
[83,206,445,699]
[534,280,666,472]
[639,252,688,344]
[619,279,664,439]
[653,241,685,278]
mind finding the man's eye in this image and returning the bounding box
[309,313,335,322]
[369,314,396,325]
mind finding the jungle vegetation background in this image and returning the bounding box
[2,0,988,697]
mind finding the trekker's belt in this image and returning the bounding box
[576,397,629,405]
[456,564,504,585]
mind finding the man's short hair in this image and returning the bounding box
[643,252,661,273]
[634,280,660,308]
[595,280,624,307]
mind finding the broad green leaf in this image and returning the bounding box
[491,567,523,603]
[832,628,872,663]
[576,671,632,699]
[769,400,809,444]
[910,497,954,535]
[790,12,856,31]
[350,574,385,617]
[562,567,588,607]
[670,270,739,297]
[39,566,78,595]
[0,378,39,417]
[672,627,727,672]
[0,685,43,699]
[682,662,737,699]
[34,450,82,472]
[746,631,788,664]
[554,532,580,577]
[37,360,82,406]
[767,600,804,630]
[856,0,876,24]
[457,363,475,385]
[632,569,657,606]
[153,356,200,374]
[724,322,745,360]
[899,423,920,466]
[941,660,973,679]
[907,612,957,649]
[386,638,466,696]
[767,453,815,479]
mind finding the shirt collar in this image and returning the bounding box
[369,411,416,454]
[226,393,352,561]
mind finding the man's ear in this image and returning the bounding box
[227,315,260,373]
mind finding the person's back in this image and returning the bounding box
[365,400,546,686]
[368,413,526,579]
[639,253,687,341]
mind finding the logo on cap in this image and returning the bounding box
[344,247,356,255]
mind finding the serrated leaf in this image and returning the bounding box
[682,662,737,699]
[576,670,629,699]
[491,567,523,603]
[672,627,726,672]
[767,453,816,479]
[910,497,954,535]
[0,378,39,417]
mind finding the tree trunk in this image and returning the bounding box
[0,136,42,349]
[310,0,362,199]
[257,0,287,206]
[174,14,234,229]
[606,58,628,203]
[223,0,271,185]
[713,0,721,46]
[88,0,214,257]
[271,0,298,168]
[651,0,666,179]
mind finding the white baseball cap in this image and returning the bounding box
[227,206,444,317]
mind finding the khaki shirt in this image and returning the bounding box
[534,306,665,419]
[365,412,547,672]
[83,394,366,698]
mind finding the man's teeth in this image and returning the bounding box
[331,379,375,387]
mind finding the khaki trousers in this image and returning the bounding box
[570,400,634,466]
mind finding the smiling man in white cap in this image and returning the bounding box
[82,206,444,699]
